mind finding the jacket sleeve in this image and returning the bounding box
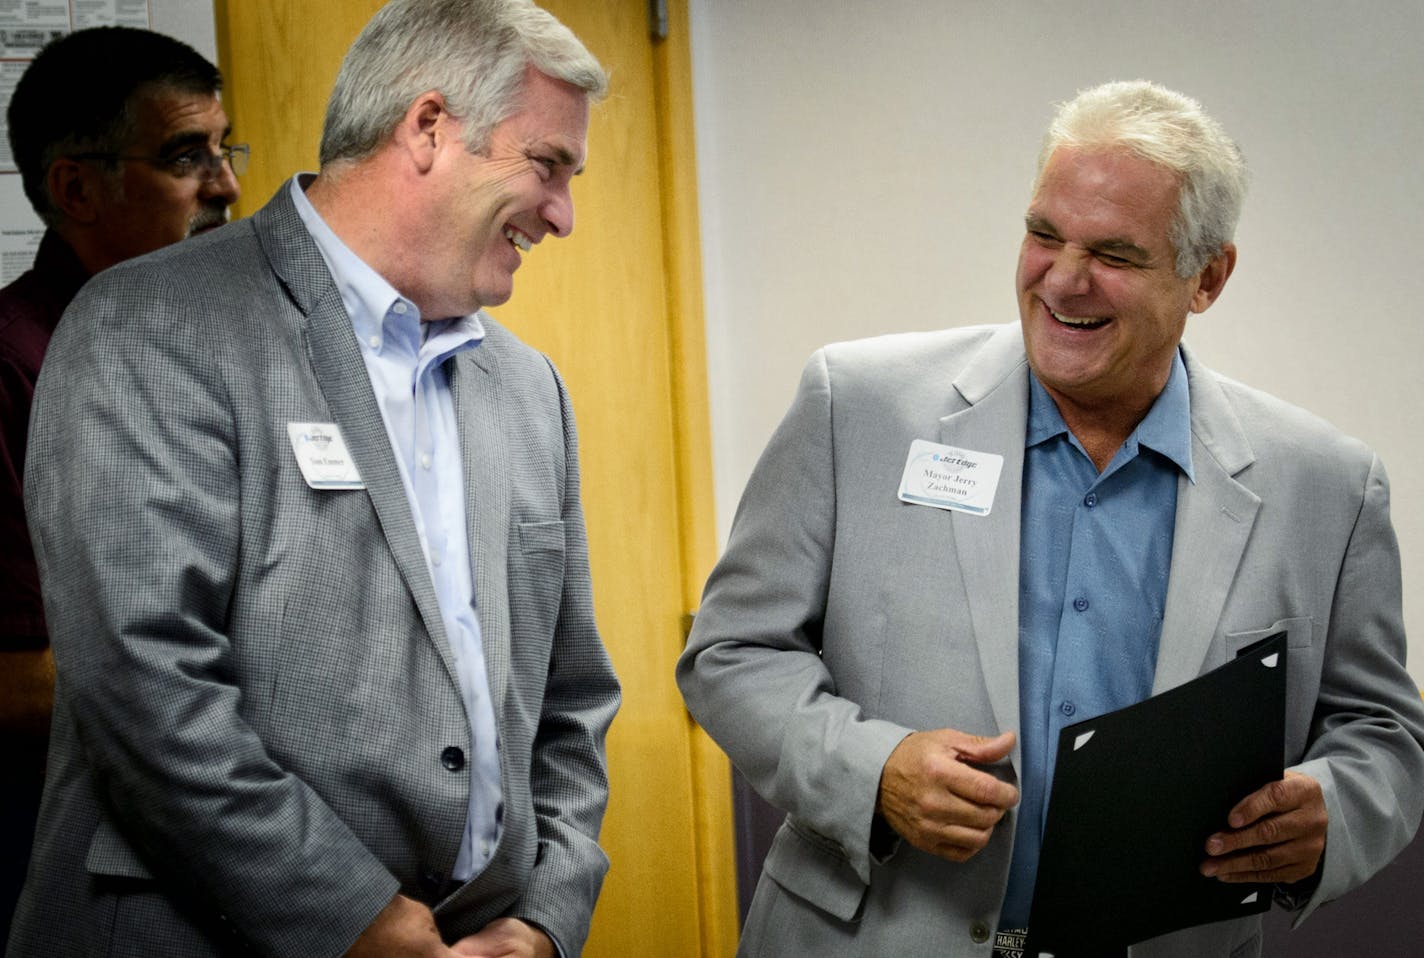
[676,349,911,885]
[1285,453,1424,922]
[508,359,621,953]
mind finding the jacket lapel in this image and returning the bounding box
[940,326,1031,746]
[252,181,457,680]
[1153,346,1260,692]
[447,337,511,720]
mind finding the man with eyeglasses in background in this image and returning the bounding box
[0,26,242,944]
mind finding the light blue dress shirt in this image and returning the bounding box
[291,177,501,882]
[1000,352,1194,929]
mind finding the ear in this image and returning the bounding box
[391,91,455,174]
[46,158,104,225]
[1188,243,1237,314]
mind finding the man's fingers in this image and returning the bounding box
[922,821,1002,862]
[1201,833,1323,884]
[1207,773,1325,854]
[1202,772,1326,884]
[1223,770,1321,830]
[878,729,1020,863]
[952,730,1017,766]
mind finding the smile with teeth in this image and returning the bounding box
[1050,308,1109,329]
[504,226,532,252]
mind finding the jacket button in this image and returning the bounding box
[440,746,466,772]
[970,920,990,943]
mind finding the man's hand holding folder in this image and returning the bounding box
[1201,769,1327,884]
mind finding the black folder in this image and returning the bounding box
[1024,632,1287,957]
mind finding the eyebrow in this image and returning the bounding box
[1023,213,1152,262]
[1093,238,1153,261]
[1023,213,1055,234]
[539,144,586,176]
[156,125,231,157]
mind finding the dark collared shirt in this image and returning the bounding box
[1,230,90,647]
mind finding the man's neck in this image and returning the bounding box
[53,225,116,277]
[1047,389,1158,473]
[304,159,431,314]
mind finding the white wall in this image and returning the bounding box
[154,0,217,62]
[688,0,1424,684]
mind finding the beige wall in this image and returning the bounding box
[689,0,1424,685]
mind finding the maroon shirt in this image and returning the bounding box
[0,230,90,649]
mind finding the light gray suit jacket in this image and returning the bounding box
[678,323,1424,958]
[10,184,620,957]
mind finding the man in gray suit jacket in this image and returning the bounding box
[11,2,619,956]
[678,81,1424,957]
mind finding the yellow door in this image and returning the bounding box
[213,1,737,955]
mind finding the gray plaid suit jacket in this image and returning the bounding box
[9,182,620,957]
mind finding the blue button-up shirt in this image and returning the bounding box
[1000,352,1194,928]
[291,176,502,881]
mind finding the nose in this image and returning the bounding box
[201,157,241,207]
[1042,245,1092,298]
[540,183,574,239]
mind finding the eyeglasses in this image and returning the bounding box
[69,143,250,180]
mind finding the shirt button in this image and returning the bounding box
[393,302,408,314]
[970,920,990,943]
[431,553,442,567]
[1084,492,1098,507]
[368,335,381,349]
[1073,596,1089,612]
[440,746,466,772]
[420,454,432,469]
[1061,700,1077,716]
[481,840,491,857]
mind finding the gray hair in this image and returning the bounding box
[1035,80,1248,278]
[319,0,605,166]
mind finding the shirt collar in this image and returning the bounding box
[1026,349,1194,481]
[288,174,484,357]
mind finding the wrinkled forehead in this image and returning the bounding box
[125,86,229,150]
[1032,146,1182,212]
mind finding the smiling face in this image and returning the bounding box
[1016,146,1231,419]
[416,66,590,319]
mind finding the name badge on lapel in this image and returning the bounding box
[287,422,365,490]
[897,439,1003,516]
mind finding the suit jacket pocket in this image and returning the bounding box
[85,814,154,880]
[509,520,566,645]
[1225,617,1313,655]
[517,519,565,555]
[761,818,869,924]
[1225,616,1316,758]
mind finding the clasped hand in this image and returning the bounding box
[876,729,1020,862]
[344,894,555,958]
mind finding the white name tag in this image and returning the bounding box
[287,422,365,490]
[897,439,1003,516]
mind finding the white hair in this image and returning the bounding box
[1036,80,1248,277]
